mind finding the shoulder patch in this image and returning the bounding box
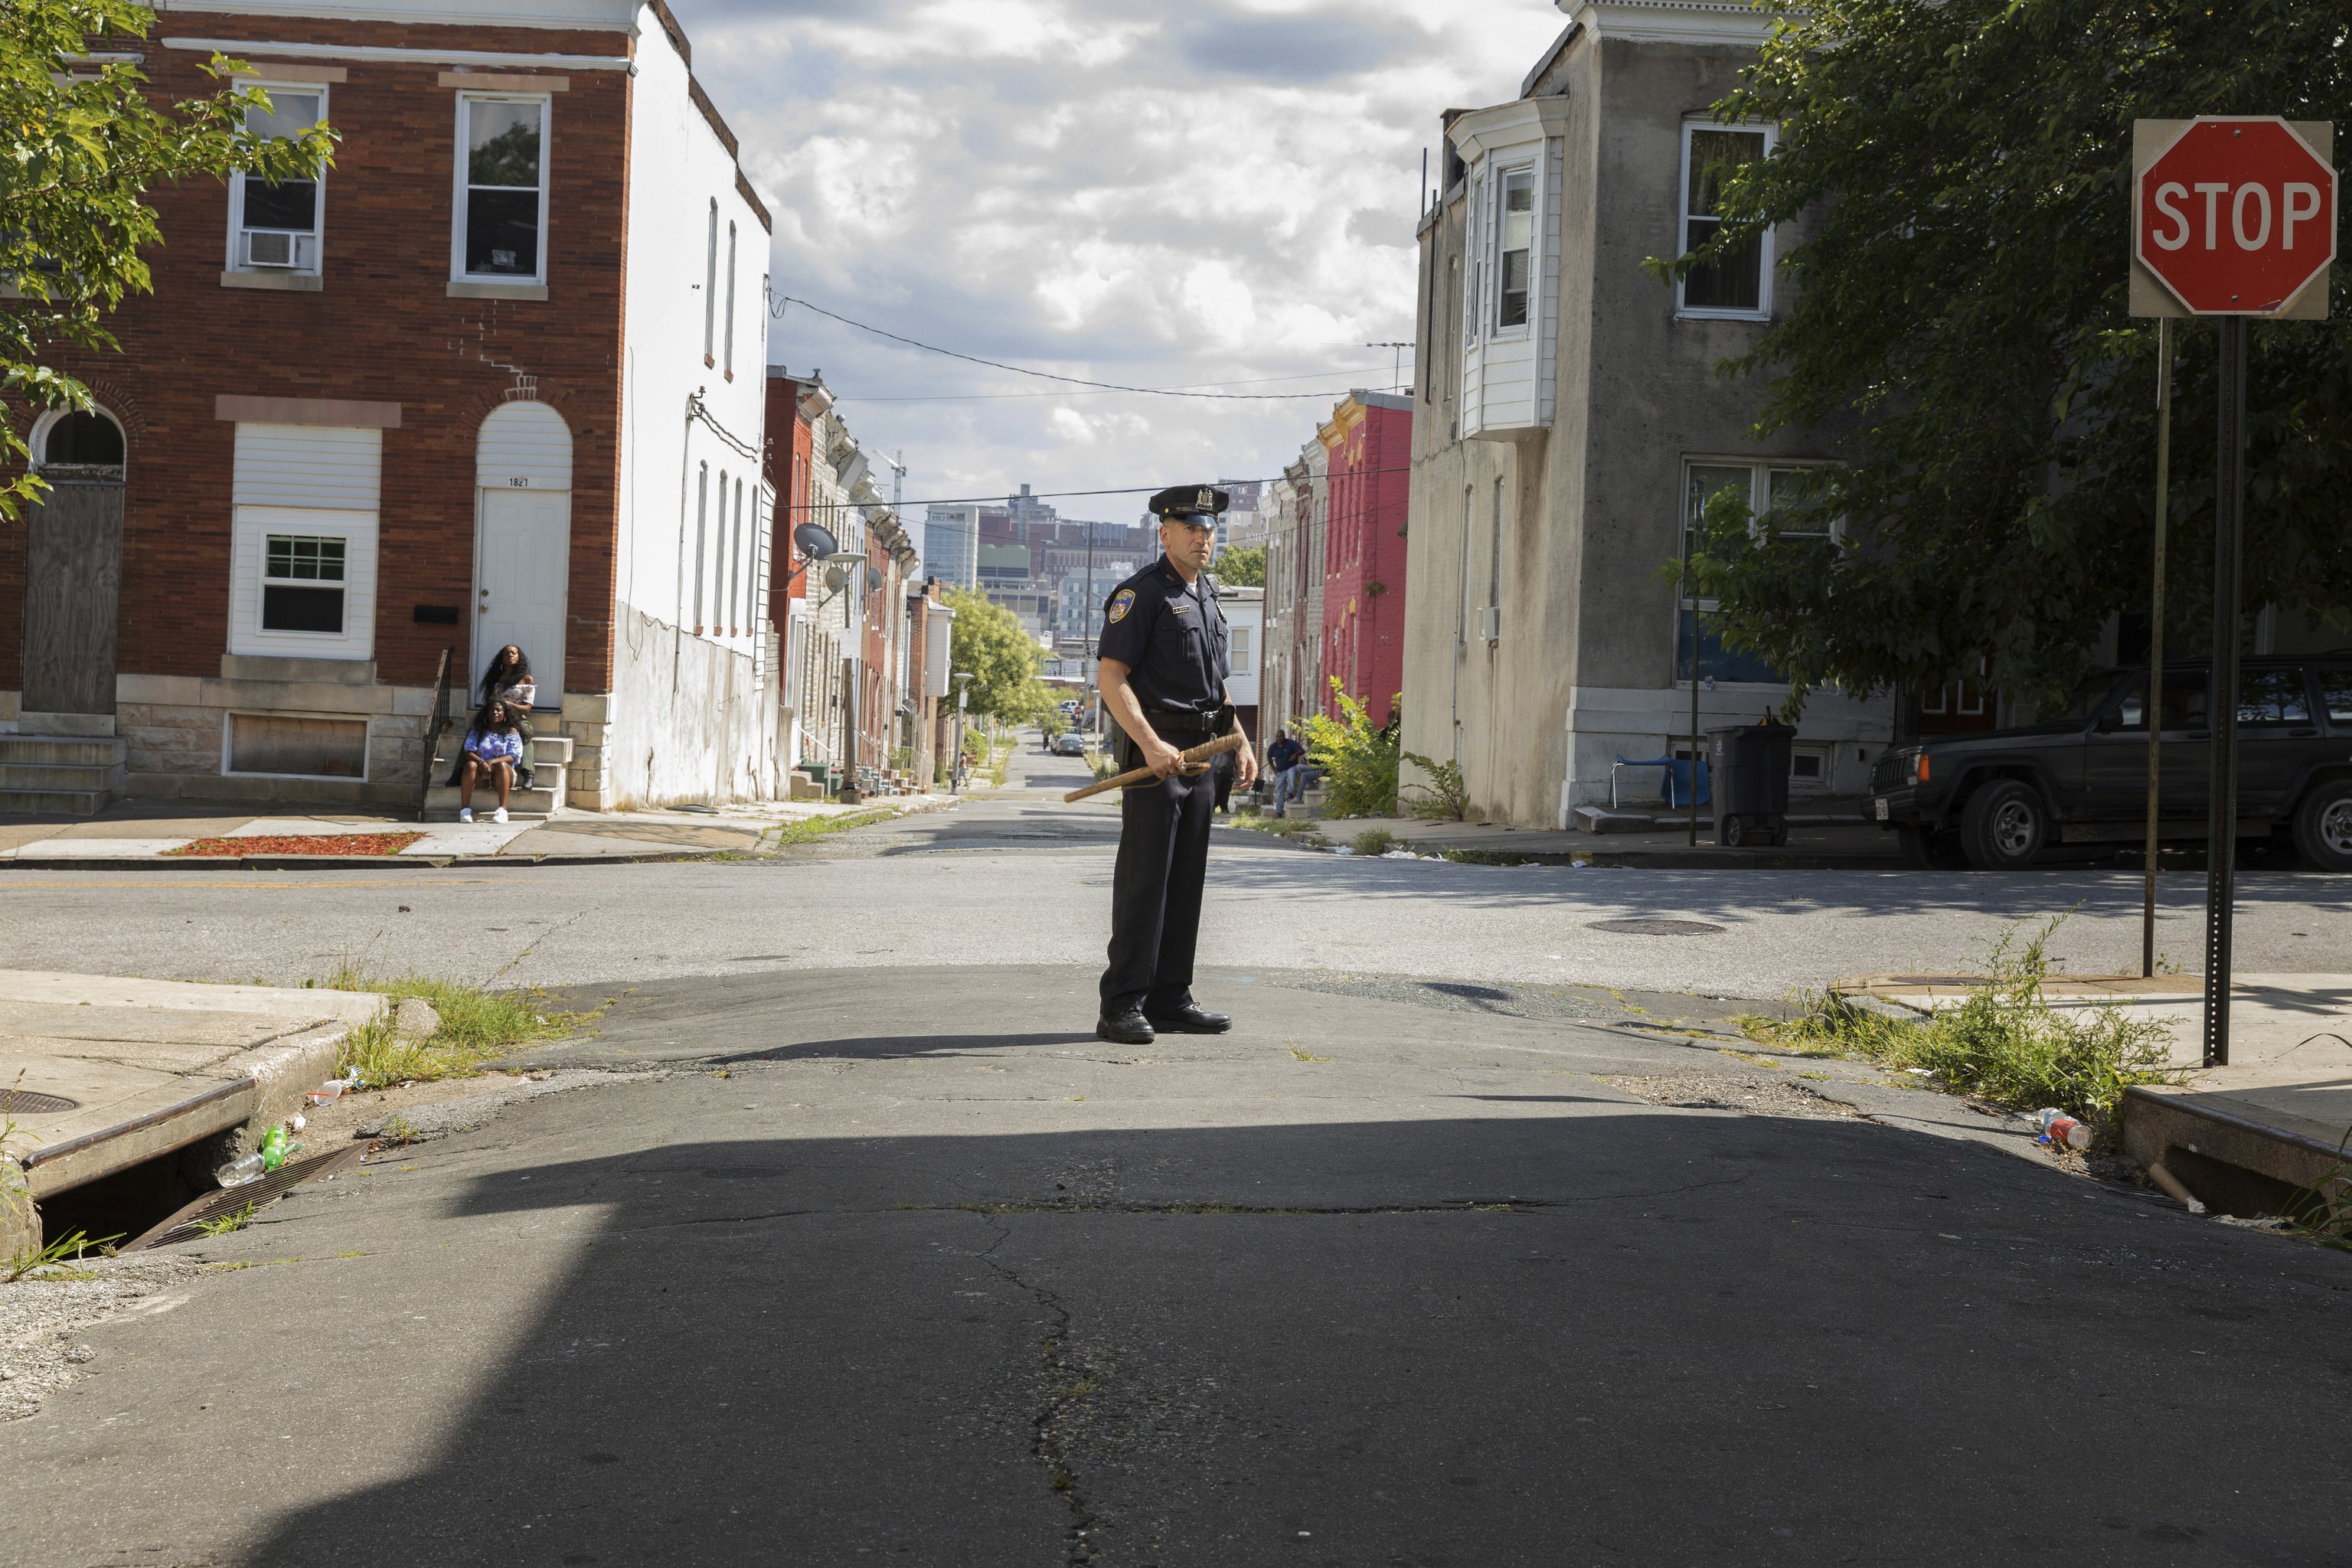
[1107,588,1137,624]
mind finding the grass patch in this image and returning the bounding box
[1288,1045,1331,1063]
[765,808,897,848]
[1740,916,2180,1125]
[1352,828,1396,858]
[194,1204,257,1239]
[1227,811,1327,845]
[326,966,573,1087]
[1438,848,1544,867]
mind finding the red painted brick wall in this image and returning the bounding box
[1321,400,1413,727]
[2,12,635,696]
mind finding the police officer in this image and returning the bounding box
[1093,485,1259,1044]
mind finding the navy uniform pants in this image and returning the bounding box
[1099,750,1216,1017]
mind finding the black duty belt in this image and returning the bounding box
[1142,705,1227,739]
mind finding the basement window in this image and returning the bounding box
[227,714,369,779]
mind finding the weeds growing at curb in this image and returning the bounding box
[1741,916,2180,1125]
[766,808,897,848]
[1401,752,1470,821]
[1227,811,1327,845]
[1353,828,1396,858]
[193,1204,257,1239]
[6,1229,122,1282]
[327,966,573,1086]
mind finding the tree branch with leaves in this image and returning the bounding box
[2,0,337,517]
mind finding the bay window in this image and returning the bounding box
[1495,167,1534,329]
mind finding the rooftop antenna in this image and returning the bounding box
[884,449,907,509]
[1366,341,1412,394]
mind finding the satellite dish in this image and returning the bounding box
[864,564,884,594]
[793,521,838,560]
[822,564,850,593]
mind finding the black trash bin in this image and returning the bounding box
[1708,719,1795,847]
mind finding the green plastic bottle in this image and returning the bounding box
[260,1125,289,1171]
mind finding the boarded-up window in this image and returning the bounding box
[227,714,368,778]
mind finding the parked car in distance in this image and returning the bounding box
[1870,658,2352,872]
[1053,732,1088,757]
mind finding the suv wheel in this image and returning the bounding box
[2292,779,2352,872]
[1959,780,2048,871]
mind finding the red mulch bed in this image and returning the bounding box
[166,832,427,857]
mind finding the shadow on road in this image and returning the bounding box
[239,1107,2351,1566]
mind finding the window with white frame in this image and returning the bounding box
[1677,123,1775,318]
[230,87,325,273]
[1494,166,1534,330]
[703,200,719,364]
[693,462,710,631]
[454,95,548,283]
[261,534,347,633]
[1677,462,1809,684]
[723,220,739,377]
[1230,625,1253,675]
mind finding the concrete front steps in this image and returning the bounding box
[0,717,129,815]
[423,732,573,822]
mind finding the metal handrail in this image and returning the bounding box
[416,648,453,822]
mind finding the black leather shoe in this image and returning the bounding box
[1146,1003,1230,1034]
[1096,1009,1155,1045]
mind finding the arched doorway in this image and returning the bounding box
[21,407,128,717]
[472,400,573,703]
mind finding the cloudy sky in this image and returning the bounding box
[668,0,1571,527]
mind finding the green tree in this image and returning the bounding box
[1213,543,1264,588]
[4,2,337,518]
[1663,0,2352,711]
[1299,681,1400,818]
[942,587,1055,724]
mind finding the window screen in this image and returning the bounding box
[463,99,544,278]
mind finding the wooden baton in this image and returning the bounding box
[1063,731,1243,803]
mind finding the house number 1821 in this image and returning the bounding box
[507,477,529,487]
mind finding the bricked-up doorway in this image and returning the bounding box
[21,411,128,715]
[472,400,573,704]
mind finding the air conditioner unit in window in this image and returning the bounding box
[240,230,314,270]
[1478,605,1501,643]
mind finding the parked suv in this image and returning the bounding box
[1870,658,2352,871]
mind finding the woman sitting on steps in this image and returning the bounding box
[457,701,525,824]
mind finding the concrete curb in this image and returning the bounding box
[0,849,720,871]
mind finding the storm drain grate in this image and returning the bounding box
[0,1089,79,1115]
[1586,918,1726,936]
[122,1143,370,1252]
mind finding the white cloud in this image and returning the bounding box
[671,0,1570,520]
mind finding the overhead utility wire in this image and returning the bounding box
[841,366,1403,403]
[777,294,1374,401]
[779,463,1419,516]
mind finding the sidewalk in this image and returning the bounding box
[1838,971,2352,1210]
[1,970,383,1256]
[1288,812,1903,869]
[0,795,953,868]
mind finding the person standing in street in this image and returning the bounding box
[1093,485,1259,1044]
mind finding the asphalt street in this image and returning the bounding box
[0,743,2344,1000]
[2,743,2349,1565]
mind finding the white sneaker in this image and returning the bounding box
[458,807,474,822]
[492,807,508,824]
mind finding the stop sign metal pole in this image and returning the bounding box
[2140,316,2171,981]
[2131,116,2337,1070]
[2202,319,2247,1067]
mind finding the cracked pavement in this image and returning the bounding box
[2,751,2349,1565]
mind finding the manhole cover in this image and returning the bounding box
[1586,918,1725,936]
[0,1089,77,1115]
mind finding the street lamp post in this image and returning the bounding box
[952,672,975,793]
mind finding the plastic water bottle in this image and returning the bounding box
[2034,1109,2092,1151]
[216,1152,267,1188]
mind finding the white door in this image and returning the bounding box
[474,486,570,701]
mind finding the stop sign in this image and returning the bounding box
[2136,118,2336,314]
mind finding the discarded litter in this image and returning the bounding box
[259,1125,302,1172]
[216,1152,267,1188]
[2032,1108,2092,1151]
[305,1080,346,1107]
[288,1113,307,1132]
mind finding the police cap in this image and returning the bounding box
[1148,484,1230,530]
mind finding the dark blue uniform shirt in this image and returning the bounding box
[1096,555,1230,717]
